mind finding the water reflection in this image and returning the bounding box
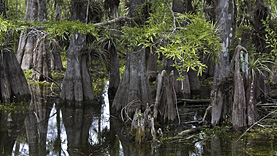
[0,82,276,155]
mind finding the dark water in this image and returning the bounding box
[0,82,276,156]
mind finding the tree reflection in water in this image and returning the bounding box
[0,82,276,156]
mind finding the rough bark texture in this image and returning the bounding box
[105,3,120,100]
[0,1,30,103]
[162,59,191,99]
[247,77,258,125]
[232,47,247,130]
[60,0,94,102]
[0,51,31,103]
[25,0,38,21]
[31,34,52,81]
[50,40,64,70]
[112,49,152,114]
[154,70,177,123]
[146,47,158,82]
[107,45,120,100]
[17,0,53,81]
[16,31,36,70]
[112,0,152,114]
[211,0,235,126]
[61,34,94,102]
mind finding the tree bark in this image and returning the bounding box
[232,47,247,130]
[60,0,94,102]
[162,59,191,99]
[17,0,53,82]
[105,2,120,100]
[50,40,64,70]
[211,0,235,126]
[154,70,178,123]
[146,47,158,82]
[0,51,31,103]
[112,0,152,114]
[107,45,120,100]
[31,34,52,81]
[61,34,94,102]
[112,48,152,114]
[0,1,30,103]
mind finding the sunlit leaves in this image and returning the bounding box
[122,0,221,77]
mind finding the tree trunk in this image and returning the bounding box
[16,31,36,70]
[25,0,38,21]
[50,40,64,70]
[31,34,52,81]
[247,76,258,125]
[160,0,199,99]
[112,0,152,114]
[146,47,158,82]
[162,59,191,99]
[0,51,31,103]
[61,34,94,102]
[188,70,201,95]
[232,47,247,130]
[112,48,152,114]
[108,45,120,100]
[0,1,30,103]
[17,0,53,81]
[154,70,178,123]
[105,2,120,100]
[211,0,235,126]
[60,0,94,102]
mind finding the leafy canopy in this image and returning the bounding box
[1,0,221,78]
[122,0,221,77]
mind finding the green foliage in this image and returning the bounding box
[264,19,277,59]
[0,17,16,42]
[248,52,273,80]
[45,21,99,39]
[23,69,33,80]
[6,0,26,20]
[122,0,221,77]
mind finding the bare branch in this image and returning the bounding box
[93,16,133,27]
[166,2,177,33]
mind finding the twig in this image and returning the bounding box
[199,105,212,123]
[172,74,181,124]
[236,109,277,142]
[120,99,142,122]
[166,2,177,33]
[94,16,133,27]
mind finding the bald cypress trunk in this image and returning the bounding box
[16,0,54,82]
[61,34,94,102]
[112,0,152,114]
[0,2,30,103]
[0,51,31,103]
[211,0,235,126]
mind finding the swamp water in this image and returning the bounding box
[0,82,276,156]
